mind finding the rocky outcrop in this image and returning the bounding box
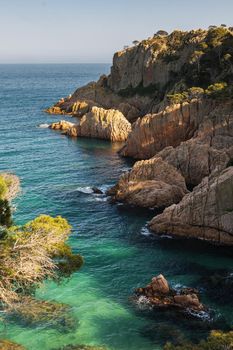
[108,157,188,209]
[50,120,75,131]
[120,99,218,159]
[135,274,205,314]
[149,167,233,245]
[50,107,132,142]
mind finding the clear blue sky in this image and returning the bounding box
[0,0,233,63]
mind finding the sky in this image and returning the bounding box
[0,0,233,63]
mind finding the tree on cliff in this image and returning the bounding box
[132,40,139,45]
[190,50,204,74]
[156,30,168,36]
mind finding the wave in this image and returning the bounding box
[76,186,94,194]
[141,227,152,236]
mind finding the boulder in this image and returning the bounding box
[107,157,188,209]
[50,120,75,131]
[135,275,205,314]
[151,274,170,294]
[74,107,132,142]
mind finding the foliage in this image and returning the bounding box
[0,199,12,227]
[0,215,83,307]
[164,330,233,350]
[205,82,228,97]
[0,176,8,199]
[167,87,204,104]
[206,27,229,48]
[167,83,233,104]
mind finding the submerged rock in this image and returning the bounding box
[55,345,108,350]
[0,340,25,350]
[135,274,206,316]
[7,297,76,332]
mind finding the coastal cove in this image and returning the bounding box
[0,64,233,350]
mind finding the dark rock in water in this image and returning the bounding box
[92,187,103,194]
[0,339,25,350]
[134,274,207,316]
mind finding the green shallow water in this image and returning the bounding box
[0,64,232,350]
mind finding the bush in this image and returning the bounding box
[0,215,83,306]
[0,176,7,199]
[205,82,228,97]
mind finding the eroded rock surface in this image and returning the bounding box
[50,107,131,142]
[108,157,188,209]
[149,167,233,245]
[135,274,205,314]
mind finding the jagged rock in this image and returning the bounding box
[120,99,214,159]
[149,167,233,245]
[92,187,103,194]
[151,274,170,294]
[135,275,205,314]
[107,157,188,209]
[67,107,132,142]
[50,120,75,131]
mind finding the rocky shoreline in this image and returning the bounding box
[46,27,233,246]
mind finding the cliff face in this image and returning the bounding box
[46,27,233,245]
[149,167,233,245]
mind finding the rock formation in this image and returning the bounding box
[50,107,132,142]
[50,120,75,131]
[46,27,233,245]
[135,274,205,314]
[149,167,233,245]
[107,157,188,209]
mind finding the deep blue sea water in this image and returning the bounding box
[0,64,232,350]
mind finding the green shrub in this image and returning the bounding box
[205,82,228,97]
[0,176,7,199]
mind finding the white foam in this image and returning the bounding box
[38,123,50,128]
[141,227,152,236]
[76,186,94,194]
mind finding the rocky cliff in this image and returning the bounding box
[46,26,233,245]
[149,167,233,245]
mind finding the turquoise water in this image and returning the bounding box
[0,64,233,350]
